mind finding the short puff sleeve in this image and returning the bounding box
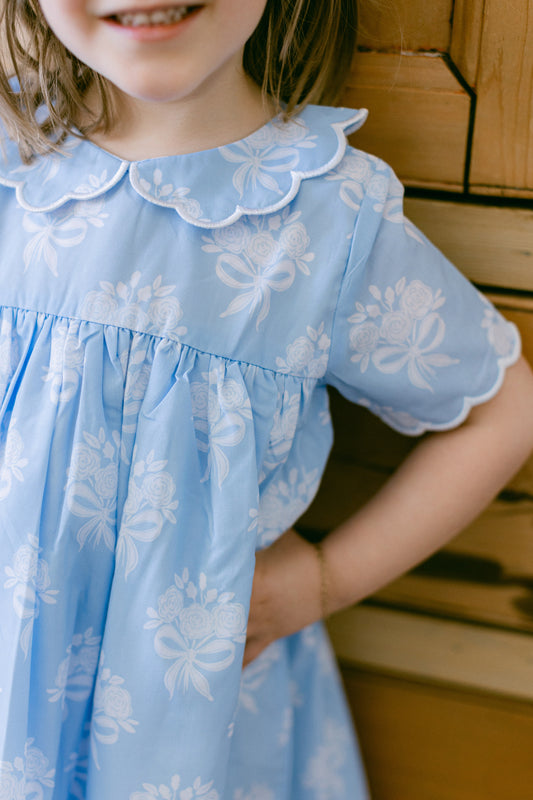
[326,160,520,435]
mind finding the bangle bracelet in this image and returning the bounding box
[312,539,329,619]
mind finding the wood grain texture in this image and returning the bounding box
[344,53,470,187]
[449,0,486,87]
[328,605,533,700]
[469,0,533,194]
[341,669,533,800]
[357,0,453,52]
[404,197,533,292]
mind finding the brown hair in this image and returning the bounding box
[0,0,358,161]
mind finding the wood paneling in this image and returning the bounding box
[469,0,533,196]
[357,0,453,52]
[329,605,533,700]
[341,669,533,800]
[450,0,486,87]
[344,53,470,188]
[403,198,533,292]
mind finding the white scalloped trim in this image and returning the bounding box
[361,322,522,437]
[0,159,130,213]
[129,109,368,229]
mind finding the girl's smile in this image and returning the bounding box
[99,3,205,41]
[38,0,270,157]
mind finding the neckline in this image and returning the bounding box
[0,104,369,228]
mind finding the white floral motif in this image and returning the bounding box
[64,734,90,800]
[276,323,330,377]
[301,625,336,677]
[258,467,320,547]
[81,271,188,339]
[117,446,179,579]
[65,428,120,552]
[202,209,314,329]
[238,642,282,714]
[302,720,350,799]
[9,136,81,184]
[42,324,85,404]
[259,392,301,481]
[0,315,19,401]
[278,680,304,748]
[46,628,102,717]
[348,278,459,391]
[137,168,203,219]
[0,417,28,501]
[3,534,59,658]
[130,774,219,800]
[481,304,516,358]
[219,120,317,197]
[191,370,253,488]
[91,652,138,769]
[326,153,423,242]
[0,738,56,799]
[22,196,108,276]
[233,787,275,800]
[144,569,246,702]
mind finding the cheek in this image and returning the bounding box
[222,0,269,43]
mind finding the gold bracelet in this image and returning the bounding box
[312,539,329,619]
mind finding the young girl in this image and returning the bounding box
[0,1,532,798]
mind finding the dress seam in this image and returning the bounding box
[0,302,321,383]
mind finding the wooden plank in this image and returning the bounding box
[343,52,470,188]
[469,0,533,195]
[404,197,533,292]
[328,605,533,701]
[357,0,453,52]
[450,0,486,87]
[375,498,533,632]
[342,670,533,800]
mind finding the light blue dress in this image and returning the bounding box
[0,104,520,800]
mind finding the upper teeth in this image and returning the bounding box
[116,7,189,26]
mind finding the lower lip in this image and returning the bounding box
[102,7,202,42]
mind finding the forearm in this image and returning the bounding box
[323,355,533,613]
[246,356,533,665]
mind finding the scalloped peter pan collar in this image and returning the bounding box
[0,105,367,229]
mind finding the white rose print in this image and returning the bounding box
[348,277,459,391]
[81,271,188,339]
[65,428,120,552]
[47,628,102,718]
[326,152,423,242]
[130,773,219,800]
[144,569,246,702]
[238,643,282,714]
[276,323,330,377]
[202,209,314,329]
[302,719,351,799]
[219,121,317,197]
[481,304,517,358]
[91,652,138,769]
[42,323,85,404]
[259,392,300,481]
[0,417,28,501]
[3,534,59,658]
[22,195,108,276]
[234,787,275,800]
[0,739,55,799]
[136,167,204,219]
[191,370,252,488]
[0,315,19,402]
[117,446,179,579]
[258,467,320,548]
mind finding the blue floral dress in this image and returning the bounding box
[0,104,519,800]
